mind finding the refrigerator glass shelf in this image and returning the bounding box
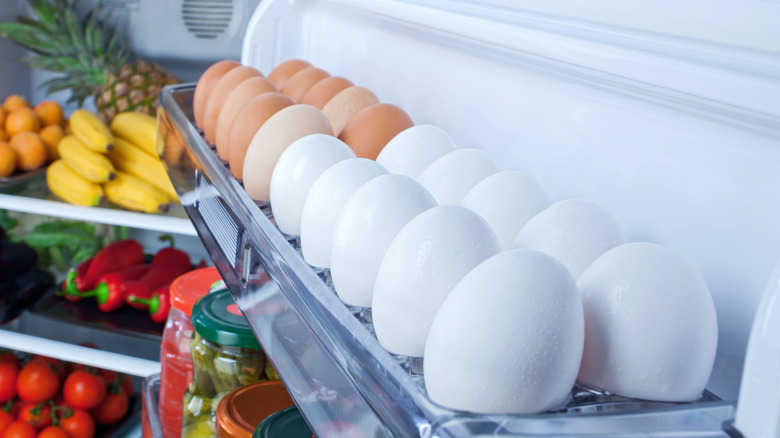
[159,83,736,438]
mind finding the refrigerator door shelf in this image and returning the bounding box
[160,84,736,437]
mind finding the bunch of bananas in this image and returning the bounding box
[46,109,178,213]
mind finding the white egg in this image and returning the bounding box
[376,125,457,178]
[299,158,388,269]
[512,199,625,279]
[416,148,496,205]
[372,205,501,357]
[461,170,551,250]
[424,248,584,414]
[577,242,718,402]
[330,174,437,307]
[270,134,356,236]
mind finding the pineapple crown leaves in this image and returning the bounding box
[0,0,130,106]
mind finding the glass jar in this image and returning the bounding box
[159,267,224,438]
[182,290,266,437]
[215,380,295,438]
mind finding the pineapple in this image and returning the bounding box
[0,0,178,123]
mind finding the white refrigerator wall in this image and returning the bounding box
[243,0,780,402]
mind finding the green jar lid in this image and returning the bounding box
[192,289,261,349]
[253,406,312,438]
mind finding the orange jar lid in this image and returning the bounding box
[216,380,296,438]
[169,266,223,316]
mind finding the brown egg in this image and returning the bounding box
[300,76,354,109]
[242,104,333,202]
[214,76,277,160]
[338,103,414,160]
[202,65,263,144]
[193,60,241,130]
[321,86,380,136]
[280,67,330,102]
[267,59,313,90]
[227,92,295,180]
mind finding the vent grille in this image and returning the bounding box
[181,0,233,39]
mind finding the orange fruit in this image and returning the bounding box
[9,131,47,171]
[39,124,64,162]
[3,94,30,112]
[34,100,65,126]
[4,107,41,138]
[0,106,5,127]
[0,129,7,142]
[0,141,16,177]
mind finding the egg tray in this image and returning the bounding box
[158,83,736,438]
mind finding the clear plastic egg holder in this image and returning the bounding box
[158,84,734,437]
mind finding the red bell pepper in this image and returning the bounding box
[122,242,192,310]
[127,285,171,324]
[60,257,93,302]
[77,239,145,291]
[75,263,152,312]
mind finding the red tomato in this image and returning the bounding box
[29,357,68,382]
[58,409,94,438]
[91,392,128,425]
[0,353,20,368]
[120,374,134,398]
[17,403,52,430]
[15,362,59,403]
[0,411,13,436]
[0,420,36,438]
[62,370,106,411]
[36,426,69,438]
[0,362,19,403]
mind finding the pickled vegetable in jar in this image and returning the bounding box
[182,289,266,438]
[160,267,223,438]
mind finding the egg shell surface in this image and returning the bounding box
[281,67,331,102]
[424,248,584,414]
[376,124,458,178]
[330,174,437,307]
[417,148,497,205]
[242,104,333,202]
[461,170,551,250]
[202,65,263,143]
[301,76,354,109]
[267,59,313,89]
[270,134,357,236]
[512,198,626,279]
[338,103,414,160]
[372,205,501,357]
[321,86,380,136]
[227,92,295,180]
[300,158,389,269]
[193,59,241,130]
[577,242,718,402]
[215,76,277,160]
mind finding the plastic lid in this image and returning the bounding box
[192,289,262,349]
[216,380,296,438]
[170,266,224,316]
[253,406,313,438]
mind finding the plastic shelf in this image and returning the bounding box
[158,83,738,437]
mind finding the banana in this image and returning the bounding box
[103,171,170,213]
[46,160,103,206]
[107,137,179,203]
[69,109,114,153]
[110,111,159,157]
[58,135,116,183]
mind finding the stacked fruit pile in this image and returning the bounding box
[0,351,133,438]
[46,109,177,213]
[0,95,65,178]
